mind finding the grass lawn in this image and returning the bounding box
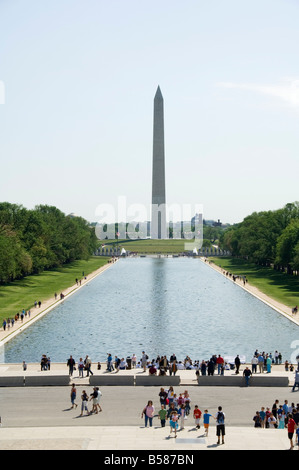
[211,257,299,309]
[99,238,192,254]
[0,257,109,322]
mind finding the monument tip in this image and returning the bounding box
[155,85,163,100]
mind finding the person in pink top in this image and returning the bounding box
[141,400,155,427]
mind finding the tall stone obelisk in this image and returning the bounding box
[151,86,167,239]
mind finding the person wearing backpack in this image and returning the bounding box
[215,406,225,445]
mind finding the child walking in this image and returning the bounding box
[203,409,213,436]
[169,410,179,438]
[158,404,167,427]
[193,405,202,429]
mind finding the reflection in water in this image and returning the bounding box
[2,257,299,363]
[149,259,168,354]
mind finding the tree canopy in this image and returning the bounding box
[0,203,97,283]
[220,202,299,273]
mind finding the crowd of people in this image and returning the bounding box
[59,349,298,379]
[252,399,299,450]
[141,386,226,444]
[103,350,293,376]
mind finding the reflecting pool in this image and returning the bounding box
[1,257,298,363]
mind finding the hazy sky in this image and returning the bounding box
[1,0,299,225]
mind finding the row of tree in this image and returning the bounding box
[0,203,98,283]
[219,202,299,274]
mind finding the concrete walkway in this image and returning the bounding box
[0,425,293,451]
[0,364,299,450]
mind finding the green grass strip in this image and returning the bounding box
[211,257,299,309]
[0,256,109,322]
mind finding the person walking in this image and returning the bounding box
[243,367,252,386]
[85,355,93,376]
[203,410,213,436]
[159,388,168,407]
[179,404,186,430]
[141,400,155,427]
[292,369,299,392]
[193,405,202,429]
[169,410,179,438]
[215,406,225,445]
[96,387,102,412]
[80,390,90,416]
[70,384,78,409]
[287,413,297,450]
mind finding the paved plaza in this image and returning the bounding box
[0,363,298,451]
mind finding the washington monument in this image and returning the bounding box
[151,86,167,239]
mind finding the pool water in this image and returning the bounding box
[1,257,298,364]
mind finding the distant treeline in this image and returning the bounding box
[0,203,97,283]
[220,202,299,274]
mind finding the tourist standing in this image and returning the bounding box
[268,413,277,428]
[266,355,272,373]
[260,407,266,428]
[169,360,177,376]
[216,355,224,375]
[141,400,155,427]
[215,406,225,445]
[253,411,262,428]
[251,355,258,373]
[258,354,264,373]
[67,355,75,376]
[107,353,113,372]
[78,358,85,377]
[234,355,241,374]
[272,399,279,420]
[141,351,148,372]
[131,354,137,368]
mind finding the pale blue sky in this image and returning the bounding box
[1,0,299,224]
